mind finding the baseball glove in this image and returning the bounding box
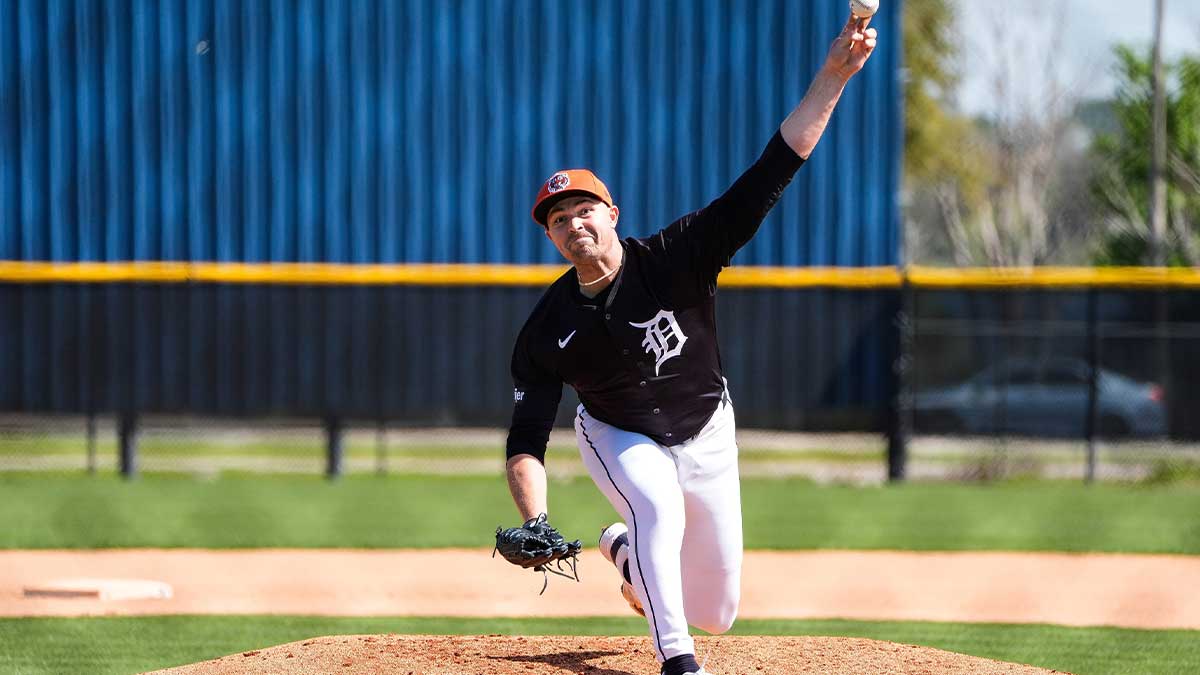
[494,513,582,594]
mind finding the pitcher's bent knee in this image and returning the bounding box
[691,605,738,635]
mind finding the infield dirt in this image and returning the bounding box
[5,549,1198,629]
[145,634,1072,675]
[12,548,1191,674]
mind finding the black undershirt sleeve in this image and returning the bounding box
[654,131,806,289]
[505,330,562,464]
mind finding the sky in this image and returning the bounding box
[952,0,1200,116]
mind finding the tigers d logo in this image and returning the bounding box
[630,309,688,376]
[547,173,570,193]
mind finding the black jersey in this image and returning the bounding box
[506,131,805,462]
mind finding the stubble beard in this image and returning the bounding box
[566,234,605,265]
[571,242,601,261]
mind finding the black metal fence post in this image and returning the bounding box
[86,413,97,475]
[1155,290,1171,439]
[118,414,138,479]
[375,421,387,476]
[326,417,344,479]
[887,278,913,482]
[1085,289,1098,484]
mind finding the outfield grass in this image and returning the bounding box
[2,472,1198,552]
[1,615,1195,675]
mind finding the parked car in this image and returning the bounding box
[913,357,1166,438]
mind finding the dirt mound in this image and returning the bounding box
[146,634,1071,675]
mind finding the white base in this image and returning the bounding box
[24,578,173,601]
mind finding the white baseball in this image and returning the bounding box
[849,0,879,19]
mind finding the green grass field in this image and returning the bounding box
[4,472,1197,675]
[3,472,1199,552]
[2,615,1196,675]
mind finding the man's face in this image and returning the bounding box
[544,196,620,264]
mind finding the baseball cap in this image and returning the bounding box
[531,169,613,226]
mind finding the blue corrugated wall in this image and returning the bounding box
[1,0,902,266]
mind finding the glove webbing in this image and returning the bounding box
[492,513,582,595]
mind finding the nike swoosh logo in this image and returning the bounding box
[557,330,577,349]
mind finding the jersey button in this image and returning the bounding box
[665,432,673,438]
[622,349,630,355]
[605,313,611,320]
[652,408,661,415]
[639,380,647,387]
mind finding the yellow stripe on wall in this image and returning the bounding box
[906,265,1200,288]
[717,266,904,288]
[186,263,570,286]
[1,261,1199,288]
[0,261,570,286]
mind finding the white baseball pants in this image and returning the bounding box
[574,392,743,662]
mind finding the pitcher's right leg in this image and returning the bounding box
[677,392,743,636]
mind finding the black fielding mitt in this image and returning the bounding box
[494,513,582,594]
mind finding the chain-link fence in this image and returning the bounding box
[0,416,513,477]
[2,284,1196,485]
[900,288,1200,484]
[0,283,898,483]
[0,415,890,483]
[1,416,1194,485]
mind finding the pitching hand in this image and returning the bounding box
[823,14,878,80]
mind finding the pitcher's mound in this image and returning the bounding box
[146,634,1071,675]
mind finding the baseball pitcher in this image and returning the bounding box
[496,13,878,675]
